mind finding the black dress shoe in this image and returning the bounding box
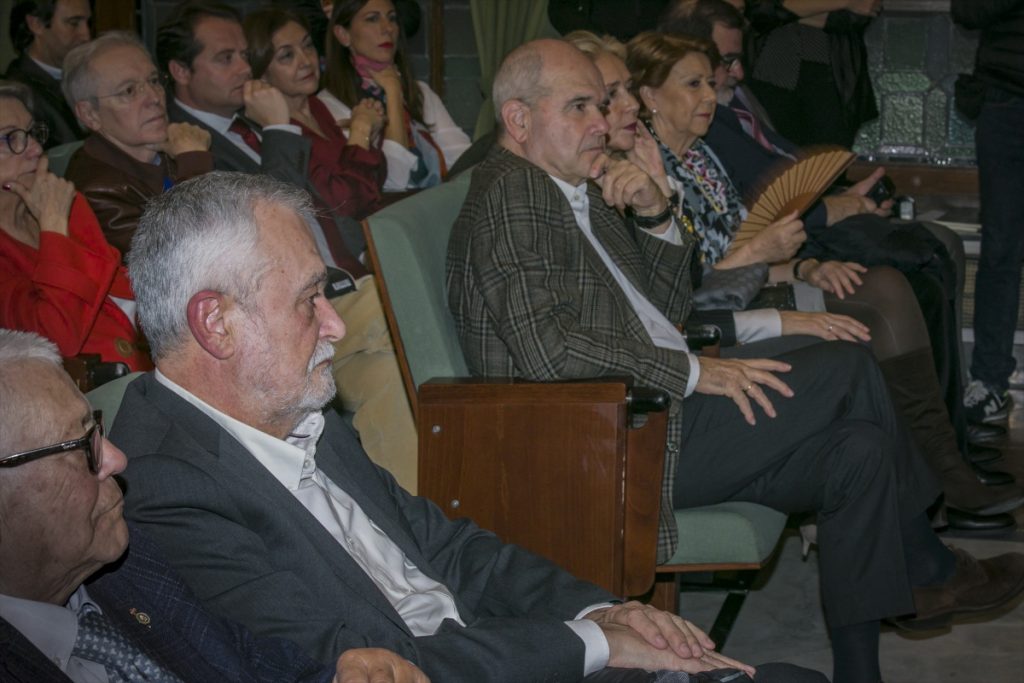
[968,443,1003,466]
[967,421,1007,445]
[945,507,1016,533]
[970,460,1017,486]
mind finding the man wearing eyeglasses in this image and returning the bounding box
[4,0,91,148]
[0,328,428,683]
[62,31,213,257]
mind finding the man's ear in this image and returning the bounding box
[167,59,191,87]
[186,290,235,360]
[74,100,102,132]
[500,99,530,145]
[332,24,351,48]
[24,14,46,40]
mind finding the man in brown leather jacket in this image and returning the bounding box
[62,31,213,256]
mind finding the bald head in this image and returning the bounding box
[492,39,595,129]
[494,38,609,185]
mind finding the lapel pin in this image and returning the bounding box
[129,608,152,627]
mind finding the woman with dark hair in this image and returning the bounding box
[319,0,470,191]
[244,7,386,220]
[0,80,151,373]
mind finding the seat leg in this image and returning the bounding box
[708,590,747,649]
[649,572,680,613]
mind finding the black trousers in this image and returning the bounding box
[672,341,940,628]
[585,663,829,682]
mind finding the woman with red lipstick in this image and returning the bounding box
[245,8,386,221]
[320,0,470,191]
[0,81,151,374]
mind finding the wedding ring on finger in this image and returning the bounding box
[827,324,834,332]
[743,384,753,393]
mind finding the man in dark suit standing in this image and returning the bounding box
[4,0,89,148]
[113,169,826,683]
[0,329,427,683]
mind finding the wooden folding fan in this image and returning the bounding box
[730,147,856,251]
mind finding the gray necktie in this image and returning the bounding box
[71,606,183,683]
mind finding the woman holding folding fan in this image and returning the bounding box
[565,29,1021,546]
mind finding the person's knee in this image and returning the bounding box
[821,421,895,508]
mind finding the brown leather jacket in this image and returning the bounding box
[65,134,214,257]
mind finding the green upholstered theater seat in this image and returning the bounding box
[366,172,472,396]
[47,140,84,177]
[366,171,788,644]
[86,372,143,432]
[669,503,787,566]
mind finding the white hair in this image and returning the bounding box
[62,31,151,109]
[0,330,62,456]
[128,171,320,361]
[0,329,61,367]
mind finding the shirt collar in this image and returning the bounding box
[173,98,235,137]
[29,55,61,80]
[153,369,324,491]
[548,174,589,213]
[0,585,97,671]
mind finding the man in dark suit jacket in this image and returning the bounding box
[0,329,426,683]
[112,169,826,683]
[445,38,1024,683]
[4,0,89,148]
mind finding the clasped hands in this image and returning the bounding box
[586,601,756,676]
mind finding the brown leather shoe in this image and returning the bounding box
[895,548,1024,631]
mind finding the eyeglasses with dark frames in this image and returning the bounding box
[0,122,49,155]
[0,410,104,473]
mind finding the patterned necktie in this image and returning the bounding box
[228,117,262,154]
[732,106,776,154]
[71,606,182,683]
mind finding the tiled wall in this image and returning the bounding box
[848,12,977,165]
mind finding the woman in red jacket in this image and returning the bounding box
[244,8,387,221]
[0,81,151,372]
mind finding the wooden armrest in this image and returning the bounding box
[417,377,668,597]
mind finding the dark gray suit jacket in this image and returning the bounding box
[112,373,610,682]
[166,99,366,263]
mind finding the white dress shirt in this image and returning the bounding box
[0,586,111,683]
[550,176,703,396]
[30,56,62,80]
[153,370,611,674]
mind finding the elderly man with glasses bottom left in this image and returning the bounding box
[0,328,427,683]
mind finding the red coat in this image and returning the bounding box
[297,95,387,221]
[0,194,152,371]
